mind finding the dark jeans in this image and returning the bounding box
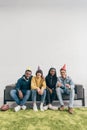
[46,89,56,105]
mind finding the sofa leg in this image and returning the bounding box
[4,90,7,104]
[82,88,85,106]
[4,100,6,104]
[82,98,85,106]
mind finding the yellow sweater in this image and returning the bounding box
[31,76,46,90]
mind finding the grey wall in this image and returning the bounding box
[0,0,87,106]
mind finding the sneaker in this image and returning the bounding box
[21,105,27,110]
[59,105,65,111]
[40,103,44,112]
[68,107,74,114]
[51,106,58,110]
[43,105,49,111]
[33,104,38,112]
[48,104,58,110]
[14,105,21,112]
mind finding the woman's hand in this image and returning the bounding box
[49,88,52,94]
[47,86,52,94]
[37,88,40,93]
[40,88,44,95]
[37,88,44,95]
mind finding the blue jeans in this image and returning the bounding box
[56,87,75,108]
[32,89,46,103]
[10,89,31,106]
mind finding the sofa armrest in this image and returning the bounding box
[4,84,16,102]
[5,84,16,89]
[75,84,84,99]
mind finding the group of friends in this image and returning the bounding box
[10,64,75,114]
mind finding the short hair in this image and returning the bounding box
[36,70,43,76]
[25,70,32,73]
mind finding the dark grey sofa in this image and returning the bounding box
[4,84,85,106]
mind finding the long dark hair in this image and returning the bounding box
[46,68,57,88]
[47,67,57,78]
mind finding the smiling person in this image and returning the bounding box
[10,68,32,112]
[31,66,46,112]
[56,64,75,114]
[44,68,58,110]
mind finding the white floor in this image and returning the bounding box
[0,94,87,108]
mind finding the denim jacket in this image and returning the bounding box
[56,76,75,90]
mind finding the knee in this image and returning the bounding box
[10,89,16,96]
[43,89,46,95]
[46,89,49,94]
[56,87,61,93]
[70,87,75,92]
[32,89,36,94]
[26,90,31,95]
[69,88,75,97]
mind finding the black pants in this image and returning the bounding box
[45,89,56,105]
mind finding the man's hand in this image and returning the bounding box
[18,90,23,99]
[57,82,62,87]
[65,84,70,88]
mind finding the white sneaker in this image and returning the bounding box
[21,105,27,110]
[40,103,44,112]
[48,104,58,110]
[14,105,21,112]
[43,105,49,111]
[33,104,38,112]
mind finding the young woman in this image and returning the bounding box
[31,68,46,111]
[44,68,58,110]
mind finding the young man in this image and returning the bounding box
[10,69,32,112]
[44,68,58,110]
[56,64,75,114]
[31,67,46,112]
